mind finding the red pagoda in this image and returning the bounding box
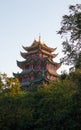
[13,38,61,90]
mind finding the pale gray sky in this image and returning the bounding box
[0,0,81,76]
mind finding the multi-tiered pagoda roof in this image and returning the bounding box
[13,38,61,90]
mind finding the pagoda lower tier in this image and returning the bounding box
[13,38,61,90]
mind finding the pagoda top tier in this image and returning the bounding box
[22,39,56,53]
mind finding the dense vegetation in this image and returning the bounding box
[0,69,81,130]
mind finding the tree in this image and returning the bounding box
[5,77,21,95]
[0,73,7,91]
[0,73,21,95]
[58,4,81,69]
[0,73,4,91]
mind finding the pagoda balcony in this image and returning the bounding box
[21,74,48,87]
[21,81,30,87]
[21,68,47,75]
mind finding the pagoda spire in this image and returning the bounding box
[39,33,41,43]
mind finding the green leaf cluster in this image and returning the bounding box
[58,4,81,69]
[0,73,21,96]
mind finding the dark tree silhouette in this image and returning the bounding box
[58,4,81,69]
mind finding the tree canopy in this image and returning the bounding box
[0,73,21,96]
[58,4,81,69]
[0,69,81,130]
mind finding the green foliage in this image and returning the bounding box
[58,4,81,69]
[0,71,81,129]
[0,74,4,90]
[0,73,21,96]
[5,78,21,96]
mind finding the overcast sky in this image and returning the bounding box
[0,0,81,76]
